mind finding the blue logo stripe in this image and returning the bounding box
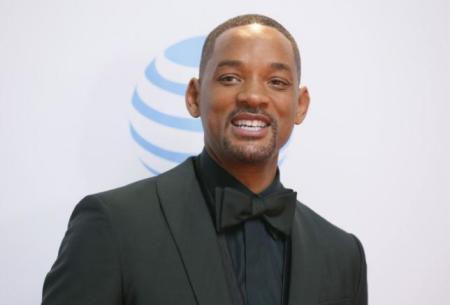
[164,36,205,67]
[145,59,187,96]
[132,90,202,132]
[129,122,191,163]
[139,159,160,176]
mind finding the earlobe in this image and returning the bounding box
[294,86,310,125]
[185,78,201,118]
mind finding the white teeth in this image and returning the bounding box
[234,120,267,128]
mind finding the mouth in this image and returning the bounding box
[232,119,268,130]
[230,112,272,137]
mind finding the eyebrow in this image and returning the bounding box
[216,59,243,69]
[215,60,293,74]
[270,62,292,73]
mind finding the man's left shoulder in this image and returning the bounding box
[295,201,364,256]
[294,202,367,304]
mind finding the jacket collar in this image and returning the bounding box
[287,205,323,305]
[156,158,234,305]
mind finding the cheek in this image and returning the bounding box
[274,97,298,122]
[200,90,233,123]
[200,99,225,136]
[273,99,298,138]
[200,87,227,112]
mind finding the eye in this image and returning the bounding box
[269,78,291,90]
[218,74,241,85]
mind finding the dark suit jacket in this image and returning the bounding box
[42,157,367,305]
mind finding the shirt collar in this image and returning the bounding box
[194,148,284,201]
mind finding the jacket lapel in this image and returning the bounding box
[288,205,323,305]
[156,158,233,305]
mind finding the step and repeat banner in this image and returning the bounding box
[1,1,449,304]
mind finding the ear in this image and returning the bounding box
[185,78,201,118]
[294,86,310,125]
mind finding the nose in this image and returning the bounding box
[236,79,270,108]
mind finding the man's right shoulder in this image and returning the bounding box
[92,175,159,209]
[82,157,196,213]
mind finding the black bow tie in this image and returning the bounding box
[214,187,297,236]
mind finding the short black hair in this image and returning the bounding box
[199,14,301,82]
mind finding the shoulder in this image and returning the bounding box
[294,201,367,303]
[296,201,357,242]
[71,158,196,228]
[295,200,365,265]
[62,158,198,259]
[87,157,195,212]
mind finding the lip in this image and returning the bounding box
[231,112,272,126]
[230,112,271,139]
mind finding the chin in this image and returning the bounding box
[222,138,277,164]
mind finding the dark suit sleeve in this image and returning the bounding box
[352,235,368,305]
[42,195,122,305]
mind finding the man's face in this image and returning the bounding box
[187,24,309,165]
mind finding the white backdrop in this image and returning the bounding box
[1,1,449,304]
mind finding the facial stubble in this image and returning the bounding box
[222,117,279,164]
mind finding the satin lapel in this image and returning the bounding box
[156,158,233,305]
[288,205,323,305]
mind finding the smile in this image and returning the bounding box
[232,120,268,130]
[229,112,272,138]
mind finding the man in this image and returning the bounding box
[42,14,367,305]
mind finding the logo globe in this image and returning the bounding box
[130,36,205,175]
[130,36,289,175]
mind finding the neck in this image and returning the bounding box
[206,148,278,194]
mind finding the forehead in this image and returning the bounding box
[209,24,296,69]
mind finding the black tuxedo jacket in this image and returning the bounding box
[42,158,367,305]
